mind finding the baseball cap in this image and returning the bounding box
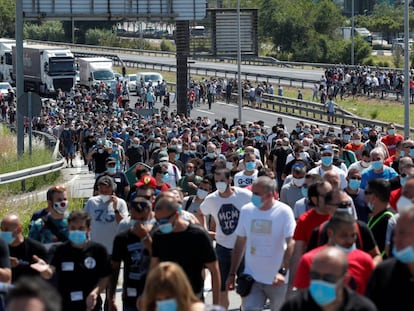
[158,152,169,162]
[135,175,157,189]
[97,175,115,187]
[320,144,334,155]
[292,162,307,173]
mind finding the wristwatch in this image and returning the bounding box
[278,268,287,276]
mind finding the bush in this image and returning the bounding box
[363,57,375,66]
[160,39,175,52]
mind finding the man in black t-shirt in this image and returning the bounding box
[109,198,153,310]
[31,211,111,311]
[151,197,221,306]
[0,214,47,283]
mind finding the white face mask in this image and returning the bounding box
[100,194,112,203]
[335,243,356,254]
[226,161,234,170]
[215,182,228,193]
[293,177,305,187]
[396,195,414,213]
[361,160,370,168]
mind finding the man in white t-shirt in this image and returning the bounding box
[199,168,252,308]
[226,176,296,311]
[234,151,259,188]
[84,175,128,255]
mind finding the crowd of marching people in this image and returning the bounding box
[0,80,413,311]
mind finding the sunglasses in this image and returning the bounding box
[156,212,176,225]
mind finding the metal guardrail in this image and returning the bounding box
[26,39,403,72]
[254,93,414,135]
[0,129,64,185]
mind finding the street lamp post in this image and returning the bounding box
[237,0,242,122]
[404,0,410,138]
[351,0,355,66]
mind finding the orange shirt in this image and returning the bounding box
[344,142,364,160]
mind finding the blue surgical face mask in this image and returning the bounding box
[388,129,395,135]
[301,186,308,198]
[314,133,321,139]
[107,167,116,174]
[393,245,414,264]
[68,230,87,246]
[410,149,414,157]
[158,223,173,234]
[400,150,406,157]
[186,171,194,176]
[225,138,231,143]
[245,161,256,171]
[197,189,209,199]
[207,152,216,159]
[348,179,361,191]
[309,280,337,306]
[371,160,383,170]
[174,154,180,161]
[216,181,228,193]
[98,148,104,154]
[156,298,178,311]
[335,243,356,254]
[251,194,262,208]
[238,136,244,141]
[343,134,351,141]
[231,137,236,142]
[0,231,15,245]
[321,156,333,167]
[367,201,374,212]
[255,136,261,141]
[133,144,139,148]
[162,173,169,183]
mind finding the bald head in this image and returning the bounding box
[311,246,348,277]
[1,214,20,229]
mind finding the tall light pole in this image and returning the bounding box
[404,0,410,138]
[237,0,242,122]
[351,0,355,65]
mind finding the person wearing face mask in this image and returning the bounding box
[199,168,252,309]
[344,131,364,160]
[151,197,221,306]
[140,262,205,311]
[93,158,130,200]
[226,176,295,311]
[389,162,414,210]
[362,128,389,158]
[202,143,224,176]
[233,152,259,188]
[0,214,47,283]
[294,212,375,295]
[87,140,112,177]
[29,185,70,249]
[177,162,202,196]
[152,164,172,192]
[31,211,111,311]
[308,144,348,190]
[381,122,404,157]
[282,246,377,311]
[364,179,396,258]
[109,198,154,311]
[366,206,414,311]
[84,175,129,256]
[344,168,369,222]
[125,137,146,168]
[306,190,382,265]
[348,149,371,173]
[280,161,308,209]
[181,178,213,222]
[360,148,398,190]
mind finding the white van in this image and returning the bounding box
[136,72,164,87]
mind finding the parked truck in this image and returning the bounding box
[12,44,77,96]
[78,57,116,90]
[0,38,15,84]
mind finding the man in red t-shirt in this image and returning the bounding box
[288,180,332,296]
[381,123,404,157]
[293,212,374,295]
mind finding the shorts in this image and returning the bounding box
[216,243,244,291]
[63,144,75,156]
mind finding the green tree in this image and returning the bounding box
[24,21,65,41]
[0,0,15,38]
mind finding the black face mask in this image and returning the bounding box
[369,135,377,142]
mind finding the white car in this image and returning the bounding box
[0,82,12,98]
[126,74,137,92]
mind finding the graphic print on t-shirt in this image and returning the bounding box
[218,204,240,235]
